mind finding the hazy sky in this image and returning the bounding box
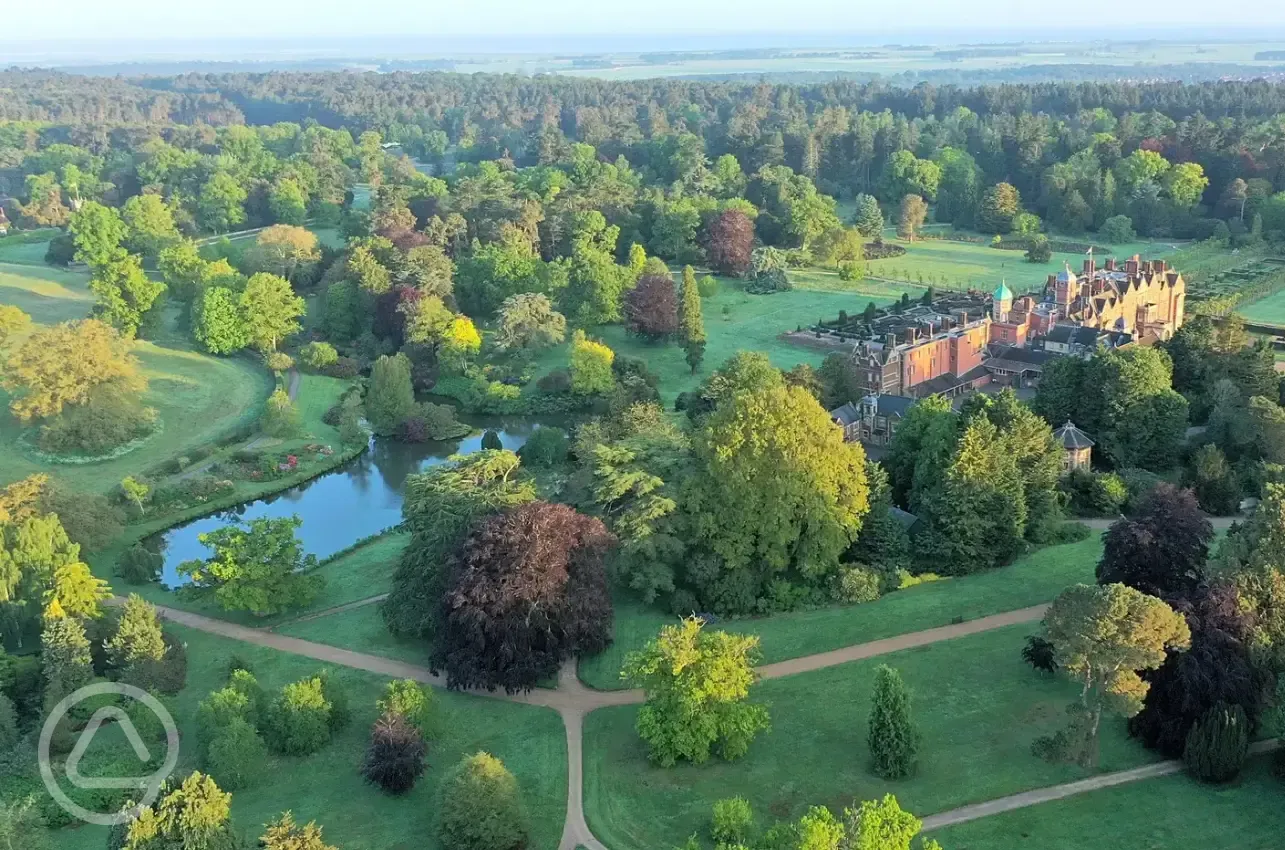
[10,0,1285,43]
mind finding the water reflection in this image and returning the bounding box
[152,420,549,587]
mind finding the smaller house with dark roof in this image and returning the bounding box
[982,344,1056,388]
[1052,420,1095,473]
[830,393,916,446]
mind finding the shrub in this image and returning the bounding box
[518,426,569,467]
[39,482,123,553]
[117,543,163,585]
[377,679,439,739]
[299,341,339,371]
[711,797,753,844]
[37,381,156,457]
[260,388,301,438]
[325,356,361,379]
[317,671,350,732]
[196,686,254,756]
[263,677,333,756]
[438,752,529,850]
[264,351,294,373]
[1100,215,1137,244]
[120,633,187,695]
[696,275,719,297]
[1118,468,1164,512]
[867,665,920,779]
[1062,469,1128,517]
[206,717,268,790]
[834,566,882,604]
[1022,636,1058,673]
[536,369,572,395]
[362,712,428,795]
[1184,703,1250,783]
[227,668,266,724]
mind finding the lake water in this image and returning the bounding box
[151,421,546,586]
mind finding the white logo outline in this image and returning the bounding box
[38,682,180,826]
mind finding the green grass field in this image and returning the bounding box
[278,603,432,664]
[930,761,1285,850]
[578,535,1103,690]
[865,231,1179,296]
[40,625,567,850]
[583,623,1155,850]
[0,263,275,494]
[0,236,55,266]
[531,278,912,406]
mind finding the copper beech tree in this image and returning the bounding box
[434,501,615,692]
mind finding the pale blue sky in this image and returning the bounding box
[9,0,1285,43]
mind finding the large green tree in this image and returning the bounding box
[1037,583,1190,767]
[88,254,165,338]
[683,379,870,612]
[192,287,251,355]
[240,273,304,352]
[366,353,417,436]
[178,516,321,616]
[623,617,770,766]
[438,752,529,850]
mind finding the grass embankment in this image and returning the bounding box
[583,623,1157,850]
[40,625,567,850]
[578,535,1103,690]
[929,761,1285,850]
[0,263,276,494]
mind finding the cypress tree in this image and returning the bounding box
[41,602,93,708]
[1183,702,1249,783]
[105,593,167,673]
[867,664,920,779]
[680,265,705,345]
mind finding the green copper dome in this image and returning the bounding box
[993,281,1013,301]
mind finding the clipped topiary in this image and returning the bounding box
[263,677,333,756]
[1183,702,1249,783]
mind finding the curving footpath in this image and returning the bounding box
[141,598,1235,850]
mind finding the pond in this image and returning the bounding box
[150,418,555,587]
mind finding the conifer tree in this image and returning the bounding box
[41,602,92,707]
[1183,703,1249,783]
[867,664,920,779]
[680,265,706,345]
[105,593,167,673]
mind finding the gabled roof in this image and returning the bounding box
[1053,420,1095,450]
[830,402,860,426]
[875,395,916,419]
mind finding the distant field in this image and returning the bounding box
[866,230,1179,296]
[1240,290,1285,326]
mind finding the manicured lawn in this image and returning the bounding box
[0,238,54,266]
[277,602,432,665]
[583,623,1155,850]
[43,625,568,850]
[579,535,1103,690]
[0,262,94,324]
[930,760,1285,850]
[531,279,911,405]
[1240,287,1285,326]
[865,231,1179,296]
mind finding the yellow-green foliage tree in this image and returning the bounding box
[683,376,870,612]
[3,319,144,423]
[1037,583,1190,767]
[623,617,770,766]
[569,330,615,395]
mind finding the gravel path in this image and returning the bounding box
[138,581,1241,850]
